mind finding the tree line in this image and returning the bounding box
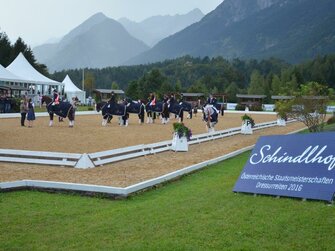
[52,55,335,103]
[0,31,48,75]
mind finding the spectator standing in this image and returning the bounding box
[20,98,28,126]
[27,98,35,128]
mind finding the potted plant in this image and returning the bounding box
[276,109,287,126]
[241,114,254,134]
[171,122,192,151]
[275,102,289,126]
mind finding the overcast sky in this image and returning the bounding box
[0,0,223,47]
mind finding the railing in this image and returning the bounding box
[0,149,81,167]
[89,141,171,166]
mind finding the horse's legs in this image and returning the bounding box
[123,114,129,127]
[107,115,112,123]
[102,114,108,126]
[147,111,151,124]
[68,110,75,127]
[179,110,184,123]
[49,113,54,127]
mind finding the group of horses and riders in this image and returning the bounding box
[96,92,222,132]
[96,92,192,127]
[41,90,223,132]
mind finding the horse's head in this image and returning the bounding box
[96,102,106,112]
[41,95,52,105]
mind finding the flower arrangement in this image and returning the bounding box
[173,122,192,141]
[241,114,255,128]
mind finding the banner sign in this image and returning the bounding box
[233,132,335,201]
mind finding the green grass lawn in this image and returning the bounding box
[324,122,335,131]
[0,152,334,250]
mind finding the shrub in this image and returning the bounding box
[173,122,192,141]
[235,104,245,111]
[250,104,263,111]
[241,114,255,127]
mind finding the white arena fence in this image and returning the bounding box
[0,127,306,197]
[0,119,295,169]
[0,149,82,167]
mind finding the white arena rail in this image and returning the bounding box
[89,140,172,166]
[0,149,82,167]
[0,120,296,168]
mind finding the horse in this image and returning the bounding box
[161,102,170,124]
[96,101,113,126]
[203,104,219,133]
[169,101,191,123]
[41,96,75,127]
[99,99,143,126]
[146,100,191,124]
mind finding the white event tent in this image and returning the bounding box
[6,52,64,96]
[0,64,30,97]
[62,74,86,103]
[0,64,26,83]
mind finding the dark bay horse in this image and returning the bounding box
[146,101,192,123]
[41,96,75,127]
[98,100,142,126]
[96,101,113,126]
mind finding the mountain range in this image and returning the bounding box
[33,10,204,72]
[118,8,204,47]
[34,0,335,71]
[33,13,149,72]
[129,0,335,65]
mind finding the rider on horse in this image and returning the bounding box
[52,89,60,105]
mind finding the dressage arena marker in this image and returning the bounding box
[0,125,305,197]
[0,120,296,169]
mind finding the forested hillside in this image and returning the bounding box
[51,54,335,102]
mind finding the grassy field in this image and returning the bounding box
[1,152,334,250]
